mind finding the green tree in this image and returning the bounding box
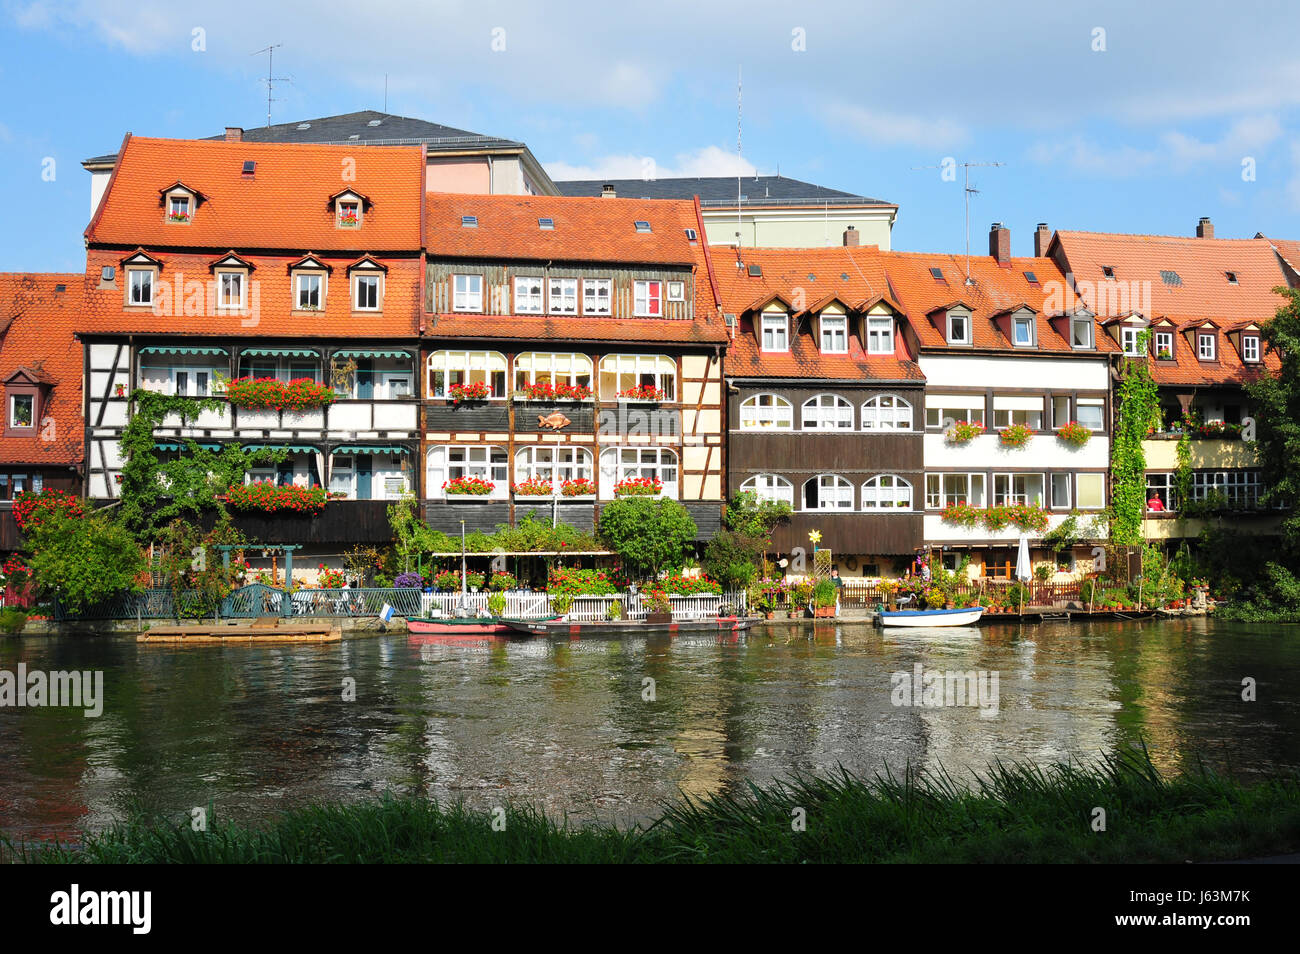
[722,491,792,538]
[152,516,249,618]
[23,508,147,614]
[597,498,697,578]
[1246,286,1300,551]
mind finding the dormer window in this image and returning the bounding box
[1154,330,1174,359]
[820,314,848,353]
[947,311,971,345]
[866,316,893,354]
[127,268,154,306]
[338,201,360,228]
[1012,314,1035,347]
[1121,327,1144,356]
[217,272,245,310]
[1071,315,1094,349]
[1198,332,1216,361]
[1242,335,1260,363]
[760,312,789,352]
[167,195,191,222]
[331,190,368,229]
[8,393,33,429]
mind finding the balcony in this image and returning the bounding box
[227,500,393,545]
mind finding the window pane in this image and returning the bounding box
[1076,473,1105,509]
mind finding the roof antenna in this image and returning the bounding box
[384,73,388,113]
[251,44,290,128]
[735,64,743,262]
[911,158,1004,284]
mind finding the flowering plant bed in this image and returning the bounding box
[560,477,597,497]
[225,377,336,411]
[547,567,620,596]
[443,476,496,496]
[519,381,592,401]
[512,476,554,496]
[658,574,723,596]
[225,482,339,515]
[946,421,985,444]
[447,382,492,403]
[618,384,666,401]
[998,423,1033,448]
[614,476,663,496]
[1056,421,1092,447]
[12,489,87,531]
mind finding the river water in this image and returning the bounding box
[1,617,1297,842]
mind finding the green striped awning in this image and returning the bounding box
[333,445,409,455]
[240,348,320,358]
[332,349,412,359]
[154,442,221,452]
[242,444,322,454]
[140,346,228,356]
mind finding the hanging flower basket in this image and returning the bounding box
[946,421,985,444]
[1056,421,1092,447]
[225,377,336,411]
[613,476,663,496]
[443,475,496,496]
[447,382,492,404]
[998,423,1033,448]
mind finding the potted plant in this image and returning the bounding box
[465,571,486,592]
[644,588,672,624]
[550,591,573,619]
[488,571,517,591]
[1056,421,1092,447]
[561,477,597,497]
[789,580,812,618]
[946,421,986,444]
[811,578,838,617]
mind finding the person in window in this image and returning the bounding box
[1147,494,1166,512]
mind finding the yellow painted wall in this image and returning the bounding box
[1143,438,1260,470]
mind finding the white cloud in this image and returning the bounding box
[545,145,756,182]
[820,102,967,150]
[1027,136,1159,177]
[1161,115,1283,166]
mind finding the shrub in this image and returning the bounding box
[0,607,28,634]
[11,489,86,532]
[550,592,573,616]
[598,498,697,578]
[606,600,623,621]
[432,569,460,591]
[812,578,838,608]
[394,571,423,588]
[644,589,672,614]
[548,567,619,596]
[487,592,507,616]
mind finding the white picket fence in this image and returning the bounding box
[420,589,747,621]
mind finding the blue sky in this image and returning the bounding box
[3,0,1300,272]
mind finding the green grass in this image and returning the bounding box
[8,746,1300,863]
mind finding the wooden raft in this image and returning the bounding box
[138,617,342,643]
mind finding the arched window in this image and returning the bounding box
[739,393,793,430]
[803,474,853,510]
[861,394,912,431]
[514,446,593,490]
[426,445,508,498]
[598,354,676,401]
[801,394,853,430]
[514,352,593,394]
[741,474,794,505]
[426,350,507,400]
[599,447,678,499]
[861,475,912,510]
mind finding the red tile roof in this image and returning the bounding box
[87,136,425,251]
[0,274,83,466]
[79,249,422,338]
[425,194,703,266]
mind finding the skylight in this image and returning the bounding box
[296,123,311,130]
[747,264,762,277]
[538,217,554,230]
[684,228,698,241]
[241,160,256,176]
[634,221,652,233]
[1024,271,1039,284]
[1101,266,1115,278]
[1159,270,1183,287]
[461,215,478,227]
[1226,271,1239,285]
[929,267,945,281]
[367,119,383,127]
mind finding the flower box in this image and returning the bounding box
[225,377,336,411]
[225,482,339,515]
[561,478,597,497]
[946,421,986,444]
[443,476,496,496]
[447,382,493,404]
[617,385,666,401]
[516,382,592,401]
[998,423,1033,448]
[1056,421,1092,447]
[512,476,554,497]
[613,476,663,496]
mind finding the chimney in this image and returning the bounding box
[989,222,1010,266]
[1034,223,1051,258]
[1197,216,1214,239]
[225,127,243,142]
[601,183,616,199]
[843,225,860,247]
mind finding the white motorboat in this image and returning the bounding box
[875,605,984,628]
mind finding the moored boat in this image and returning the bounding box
[405,615,560,636]
[875,606,984,628]
[502,616,757,638]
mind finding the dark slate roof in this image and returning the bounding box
[555,174,892,208]
[84,110,521,165]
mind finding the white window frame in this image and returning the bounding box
[866,316,894,354]
[427,445,509,499]
[598,354,676,401]
[861,394,912,431]
[861,474,912,510]
[1076,398,1105,432]
[514,276,544,314]
[760,312,789,352]
[1071,316,1094,350]
[599,447,678,500]
[947,311,971,345]
[216,271,246,311]
[426,350,508,400]
[127,268,154,306]
[740,474,794,505]
[8,394,34,429]
[548,277,578,315]
[739,393,793,430]
[1050,472,1072,509]
[1121,326,1144,357]
[515,446,593,489]
[993,472,1045,507]
[925,472,986,509]
[453,274,484,313]
[582,278,612,315]
[801,393,854,430]
[337,199,361,228]
[167,194,191,221]
[666,280,685,302]
[1076,472,1106,510]
[925,404,984,428]
[1198,333,1217,361]
[1242,335,1260,363]
[633,280,662,317]
[353,273,382,311]
[513,352,593,393]
[1012,315,1035,347]
[1154,330,1174,359]
[294,272,325,311]
[819,314,848,353]
[803,474,854,511]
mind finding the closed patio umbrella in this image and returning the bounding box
[1015,534,1031,615]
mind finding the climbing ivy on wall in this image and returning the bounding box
[117,390,284,539]
[1174,430,1193,517]
[1110,335,1160,546]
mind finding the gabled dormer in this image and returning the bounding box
[121,250,163,308]
[330,189,371,229]
[3,366,53,437]
[209,252,255,312]
[158,181,206,224]
[802,295,852,354]
[927,300,975,346]
[288,254,333,313]
[991,303,1038,349]
[1150,317,1179,361]
[746,293,793,353]
[347,255,387,312]
[857,294,905,356]
[1184,319,1220,363]
[1102,312,1148,356]
[1228,322,1263,365]
[1048,307,1096,350]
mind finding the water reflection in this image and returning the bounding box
[1,617,1297,842]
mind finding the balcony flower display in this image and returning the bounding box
[512,475,554,496]
[939,501,983,528]
[225,377,336,411]
[998,423,1033,448]
[560,477,597,497]
[1056,421,1092,447]
[940,502,1050,533]
[447,381,492,403]
[225,482,338,515]
[613,476,663,496]
[547,567,620,597]
[12,489,87,531]
[519,381,592,401]
[946,421,985,444]
[618,383,665,401]
[443,475,495,496]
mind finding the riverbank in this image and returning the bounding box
[10,749,1299,864]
